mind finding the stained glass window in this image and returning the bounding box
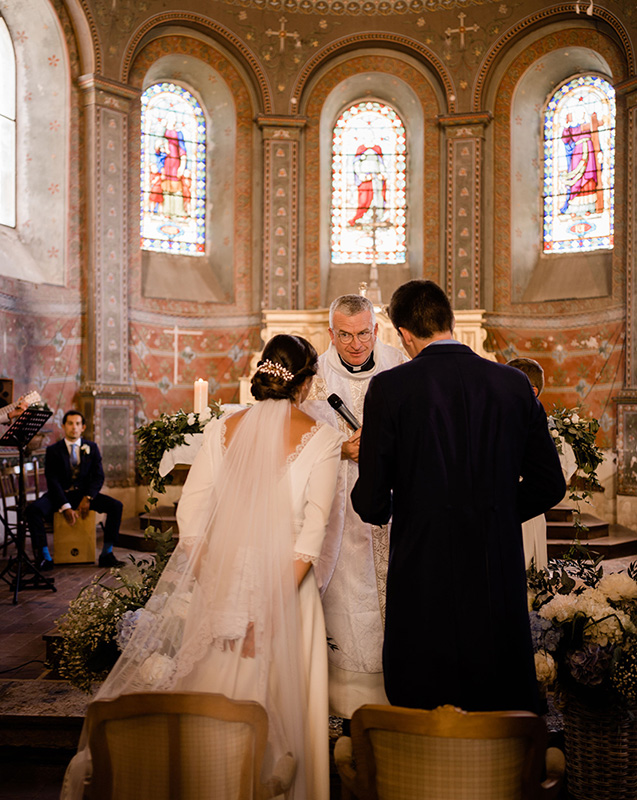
[0,17,16,228]
[140,83,205,255]
[543,75,615,253]
[331,101,406,264]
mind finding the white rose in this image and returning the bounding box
[139,652,174,685]
[535,650,557,685]
[551,429,559,438]
[200,406,212,422]
[81,443,91,455]
[563,416,571,425]
[187,412,196,425]
[571,413,580,424]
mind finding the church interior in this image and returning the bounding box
[2,0,637,796]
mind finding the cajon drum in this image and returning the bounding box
[53,510,96,564]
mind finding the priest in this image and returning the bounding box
[302,293,405,723]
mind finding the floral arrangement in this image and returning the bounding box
[528,554,637,709]
[547,405,604,538]
[50,524,176,693]
[135,402,222,494]
[547,405,604,494]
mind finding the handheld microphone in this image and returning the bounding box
[327,393,361,431]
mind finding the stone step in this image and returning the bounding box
[547,524,637,560]
[117,512,179,552]
[547,512,609,540]
[546,503,574,523]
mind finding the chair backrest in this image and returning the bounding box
[86,692,270,800]
[0,471,17,517]
[349,704,550,800]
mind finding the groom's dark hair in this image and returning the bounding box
[388,280,454,340]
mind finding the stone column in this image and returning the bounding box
[438,112,491,310]
[77,76,139,487]
[614,78,637,499]
[257,115,306,310]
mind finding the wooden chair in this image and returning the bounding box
[84,692,296,800]
[334,704,565,800]
[0,470,18,555]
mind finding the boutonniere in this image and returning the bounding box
[81,444,91,455]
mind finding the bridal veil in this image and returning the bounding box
[63,398,310,799]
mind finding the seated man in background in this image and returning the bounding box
[26,410,124,570]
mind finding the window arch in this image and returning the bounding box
[330,101,406,265]
[140,82,206,256]
[543,75,615,254]
[0,16,16,228]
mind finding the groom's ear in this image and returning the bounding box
[398,327,414,348]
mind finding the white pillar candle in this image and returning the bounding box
[193,378,208,415]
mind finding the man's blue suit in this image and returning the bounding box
[351,342,566,715]
[26,438,122,552]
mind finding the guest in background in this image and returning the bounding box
[25,410,124,570]
[352,280,566,714]
[507,357,577,570]
[302,294,405,726]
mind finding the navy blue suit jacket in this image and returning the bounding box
[44,438,105,510]
[351,343,566,714]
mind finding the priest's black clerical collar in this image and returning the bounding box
[339,351,375,374]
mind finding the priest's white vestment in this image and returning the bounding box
[302,339,406,718]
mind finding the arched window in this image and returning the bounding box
[331,101,406,265]
[140,82,206,255]
[543,75,615,253]
[0,16,16,228]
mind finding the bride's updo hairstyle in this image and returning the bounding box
[251,334,318,401]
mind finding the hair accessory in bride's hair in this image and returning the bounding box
[256,359,294,383]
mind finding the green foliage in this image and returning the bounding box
[548,405,605,539]
[50,523,176,693]
[135,403,222,494]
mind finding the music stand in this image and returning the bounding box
[0,405,56,603]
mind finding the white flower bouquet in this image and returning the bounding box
[528,556,637,709]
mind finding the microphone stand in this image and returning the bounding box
[0,405,56,604]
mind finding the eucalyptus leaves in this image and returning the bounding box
[135,402,222,494]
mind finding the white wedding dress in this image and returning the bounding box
[61,401,342,800]
[174,414,343,799]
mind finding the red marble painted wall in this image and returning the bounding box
[487,320,625,450]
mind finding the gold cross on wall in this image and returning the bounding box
[265,17,301,52]
[445,12,479,49]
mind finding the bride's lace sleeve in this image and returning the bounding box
[293,429,342,565]
[176,420,223,546]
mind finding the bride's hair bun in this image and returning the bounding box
[251,334,318,401]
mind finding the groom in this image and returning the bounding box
[352,280,566,714]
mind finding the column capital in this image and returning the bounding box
[438,111,492,137]
[615,76,637,105]
[255,114,307,140]
[78,74,141,110]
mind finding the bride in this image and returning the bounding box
[62,334,343,800]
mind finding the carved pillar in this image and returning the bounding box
[439,113,491,310]
[612,79,637,497]
[257,115,306,310]
[77,76,140,487]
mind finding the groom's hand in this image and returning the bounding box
[341,428,361,463]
